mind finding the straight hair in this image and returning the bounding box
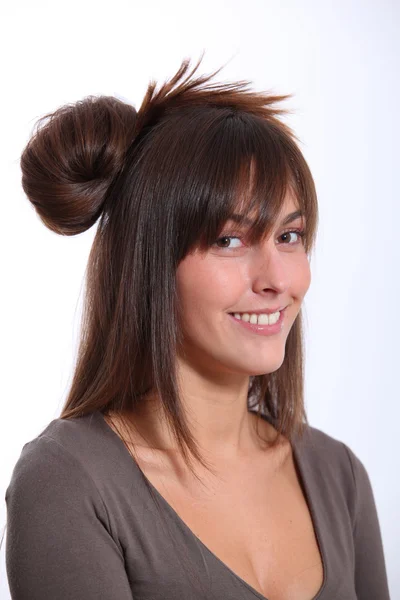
[20,55,319,480]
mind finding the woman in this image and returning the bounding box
[5,57,390,599]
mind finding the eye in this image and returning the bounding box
[278,229,305,245]
[214,235,244,249]
[213,227,305,250]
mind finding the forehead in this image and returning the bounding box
[232,187,302,224]
[277,189,302,218]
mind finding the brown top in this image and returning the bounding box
[5,410,390,599]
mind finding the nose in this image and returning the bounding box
[251,240,291,295]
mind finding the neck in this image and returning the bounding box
[129,359,274,460]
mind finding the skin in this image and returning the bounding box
[105,190,323,597]
[129,189,311,462]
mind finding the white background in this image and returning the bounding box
[0,0,398,597]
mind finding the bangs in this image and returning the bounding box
[124,106,318,266]
[172,111,318,257]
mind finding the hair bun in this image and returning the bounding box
[21,96,137,235]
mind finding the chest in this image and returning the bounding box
[136,446,324,600]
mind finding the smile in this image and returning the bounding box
[230,311,281,325]
[228,308,286,336]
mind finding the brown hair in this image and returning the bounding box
[20,55,318,478]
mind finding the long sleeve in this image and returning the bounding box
[5,435,134,600]
[343,444,391,599]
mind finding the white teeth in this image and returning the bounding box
[257,314,270,325]
[232,311,281,325]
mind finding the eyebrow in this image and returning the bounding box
[228,210,304,227]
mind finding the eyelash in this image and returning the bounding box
[213,228,306,249]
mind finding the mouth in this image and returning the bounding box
[227,308,286,337]
[228,306,286,326]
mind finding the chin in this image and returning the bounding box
[235,356,286,377]
[247,365,283,377]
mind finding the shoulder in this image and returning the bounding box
[4,415,139,599]
[7,412,106,483]
[4,414,116,556]
[6,411,149,514]
[5,413,108,509]
[295,423,372,524]
[297,421,364,470]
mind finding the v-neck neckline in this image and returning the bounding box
[94,409,328,600]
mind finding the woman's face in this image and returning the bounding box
[175,191,311,377]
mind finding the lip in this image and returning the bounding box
[228,307,286,336]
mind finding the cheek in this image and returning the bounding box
[176,255,245,322]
